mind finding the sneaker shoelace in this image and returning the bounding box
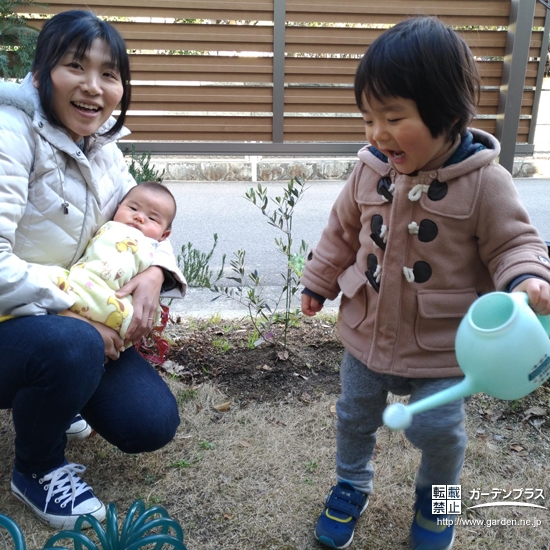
[40,463,91,513]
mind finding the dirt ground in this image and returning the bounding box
[165,315,344,405]
[1,315,550,550]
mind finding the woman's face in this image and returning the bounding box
[43,38,124,142]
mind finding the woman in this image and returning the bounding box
[0,10,184,529]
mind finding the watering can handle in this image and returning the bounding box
[517,291,550,337]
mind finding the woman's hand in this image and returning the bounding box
[58,309,124,361]
[116,265,164,345]
[512,278,550,316]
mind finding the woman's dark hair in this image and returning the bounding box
[354,17,480,142]
[31,10,131,138]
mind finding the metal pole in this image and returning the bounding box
[528,6,550,146]
[495,0,536,174]
[272,0,286,143]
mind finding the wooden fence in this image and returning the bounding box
[20,0,550,172]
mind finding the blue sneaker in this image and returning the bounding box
[410,487,455,549]
[314,482,369,549]
[11,462,106,530]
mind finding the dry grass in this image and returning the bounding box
[1,379,550,549]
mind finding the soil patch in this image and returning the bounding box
[165,316,343,405]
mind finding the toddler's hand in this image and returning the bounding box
[302,293,324,316]
[512,278,550,316]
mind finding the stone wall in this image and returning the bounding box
[133,155,547,182]
[142,156,357,182]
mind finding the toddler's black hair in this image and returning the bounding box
[354,17,480,141]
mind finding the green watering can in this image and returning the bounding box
[0,500,187,550]
[383,292,550,431]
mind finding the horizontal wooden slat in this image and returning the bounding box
[125,115,272,141]
[130,55,273,83]
[285,27,510,56]
[123,114,528,143]
[281,117,534,143]
[117,22,273,52]
[19,0,274,20]
[131,85,272,111]
[283,58,510,87]
[287,0,513,25]
[282,88,509,115]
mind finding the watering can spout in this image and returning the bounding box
[383,377,477,430]
[383,292,550,431]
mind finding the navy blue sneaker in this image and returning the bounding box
[11,462,105,529]
[410,487,455,549]
[314,482,369,549]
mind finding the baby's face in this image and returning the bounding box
[114,187,173,241]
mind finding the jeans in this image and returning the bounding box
[335,351,467,495]
[0,315,180,474]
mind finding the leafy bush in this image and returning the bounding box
[177,234,226,288]
[212,177,309,348]
[0,1,41,80]
[127,145,166,183]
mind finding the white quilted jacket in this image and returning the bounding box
[0,74,185,317]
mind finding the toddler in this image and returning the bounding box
[301,17,550,550]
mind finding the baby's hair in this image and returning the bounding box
[123,182,177,228]
[32,10,131,138]
[354,17,480,142]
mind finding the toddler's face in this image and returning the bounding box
[114,187,173,241]
[360,95,453,176]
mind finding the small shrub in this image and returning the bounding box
[212,177,309,348]
[177,234,226,288]
[127,145,166,183]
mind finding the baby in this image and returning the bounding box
[49,182,184,341]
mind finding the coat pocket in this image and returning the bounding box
[415,289,478,351]
[337,264,368,329]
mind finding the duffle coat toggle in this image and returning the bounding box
[402,172,444,283]
[377,176,394,202]
[370,214,388,250]
[365,253,381,292]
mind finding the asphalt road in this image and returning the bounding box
[164,177,550,316]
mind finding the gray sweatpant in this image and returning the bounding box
[335,351,467,495]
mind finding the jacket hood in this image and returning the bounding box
[357,128,501,181]
[0,75,37,118]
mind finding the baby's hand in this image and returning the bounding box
[512,278,550,316]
